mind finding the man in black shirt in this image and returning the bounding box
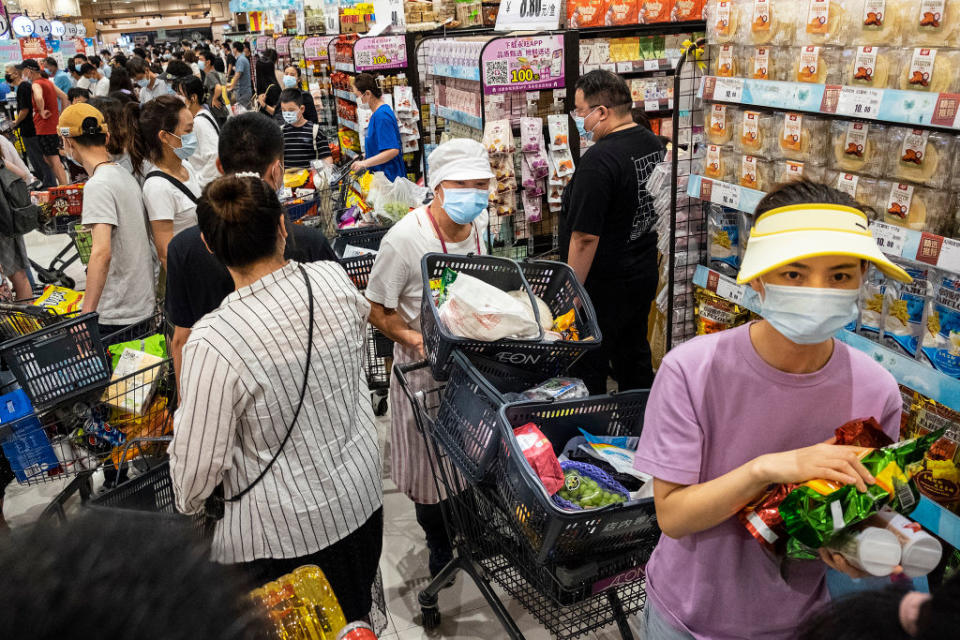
[559,70,665,394]
[165,111,336,382]
[4,64,54,187]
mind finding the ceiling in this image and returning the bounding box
[77,0,228,20]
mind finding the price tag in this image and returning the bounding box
[644,99,661,112]
[835,86,883,119]
[584,63,600,73]
[600,62,617,72]
[871,222,907,256]
[939,237,960,274]
[668,57,680,69]
[715,275,745,304]
[643,58,660,71]
[616,62,633,73]
[713,77,744,103]
[712,181,740,209]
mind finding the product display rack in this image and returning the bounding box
[328,33,424,178]
[302,34,341,140]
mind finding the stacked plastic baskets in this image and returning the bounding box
[400,253,659,640]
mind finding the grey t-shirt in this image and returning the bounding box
[81,163,157,324]
[234,54,252,103]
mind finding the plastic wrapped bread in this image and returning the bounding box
[904,0,960,47]
[738,153,775,191]
[710,44,741,77]
[734,109,778,158]
[792,45,842,83]
[778,112,829,163]
[842,46,899,87]
[850,0,907,45]
[797,0,849,45]
[831,120,888,177]
[746,0,795,45]
[826,170,882,214]
[698,144,736,182]
[899,47,960,92]
[888,127,955,189]
[705,103,737,145]
[747,45,790,80]
[707,0,742,43]
[881,181,953,233]
[774,159,826,185]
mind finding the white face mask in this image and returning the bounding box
[758,283,860,345]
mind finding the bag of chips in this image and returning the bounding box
[694,286,751,335]
[513,422,564,495]
[33,285,84,315]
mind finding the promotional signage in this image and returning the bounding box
[289,36,304,58]
[19,37,48,60]
[481,35,566,95]
[0,40,21,66]
[50,20,65,37]
[11,15,34,38]
[64,22,77,38]
[276,35,292,56]
[495,0,562,31]
[33,19,51,39]
[353,35,407,71]
[303,36,325,60]
[256,35,273,51]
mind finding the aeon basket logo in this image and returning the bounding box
[495,351,541,366]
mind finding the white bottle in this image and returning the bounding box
[826,526,903,576]
[873,508,943,578]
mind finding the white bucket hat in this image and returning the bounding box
[737,204,912,285]
[427,138,495,190]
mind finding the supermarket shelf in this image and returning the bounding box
[687,175,765,214]
[634,98,673,114]
[334,89,357,102]
[339,118,360,132]
[910,497,960,550]
[581,58,678,76]
[693,264,960,415]
[577,20,707,37]
[333,61,354,72]
[870,221,960,277]
[429,64,481,82]
[700,76,960,131]
[436,104,482,130]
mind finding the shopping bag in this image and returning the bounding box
[437,272,541,342]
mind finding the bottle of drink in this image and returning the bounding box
[337,621,378,640]
[873,508,943,577]
[825,526,902,576]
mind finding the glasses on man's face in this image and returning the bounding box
[570,104,602,119]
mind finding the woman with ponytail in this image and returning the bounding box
[168,174,383,622]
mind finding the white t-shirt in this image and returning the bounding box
[189,109,220,188]
[76,76,91,91]
[81,163,157,324]
[139,77,169,103]
[142,162,201,237]
[366,206,486,331]
[91,76,110,97]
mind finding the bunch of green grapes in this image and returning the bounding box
[556,471,626,509]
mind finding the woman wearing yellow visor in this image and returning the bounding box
[633,181,913,640]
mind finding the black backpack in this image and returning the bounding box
[0,163,39,236]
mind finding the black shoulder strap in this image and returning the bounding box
[145,170,199,205]
[197,110,220,133]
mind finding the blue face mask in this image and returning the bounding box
[168,131,198,160]
[440,188,488,225]
[198,60,205,71]
[75,64,83,73]
[137,76,150,88]
[758,283,860,345]
[283,75,297,89]
[573,107,599,142]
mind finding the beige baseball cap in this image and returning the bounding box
[737,204,912,284]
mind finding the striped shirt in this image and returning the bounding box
[282,121,332,169]
[169,260,382,564]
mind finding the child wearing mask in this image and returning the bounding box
[279,88,331,169]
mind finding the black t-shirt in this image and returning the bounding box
[15,81,35,138]
[165,222,337,328]
[559,125,664,286]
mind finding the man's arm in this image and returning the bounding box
[368,301,423,356]
[31,83,48,119]
[149,219,174,268]
[567,231,599,284]
[53,85,68,105]
[81,223,113,313]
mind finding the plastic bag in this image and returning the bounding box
[436,271,541,342]
[107,334,167,370]
[368,174,427,222]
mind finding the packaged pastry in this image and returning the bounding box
[827,170,881,212]
[672,0,706,21]
[698,144,735,182]
[905,0,960,46]
[734,109,778,158]
[705,103,736,145]
[778,112,829,163]
[746,0,795,45]
[747,45,789,80]
[922,275,960,378]
[899,47,960,92]
[851,0,906,45]
[888,127,954,189]
[774,159,826,185]
[842,46,899,88]
[792,45,841,83]
[738,153,775,191]
[710,44,740,77]
[483,119,515,154]
[883,263,932,358]
[707,205,742,276]
[882,181,953,232]
[797,0,847,45]
[640,0,675,23]
[707,0,741,43]
[831,120,887,177]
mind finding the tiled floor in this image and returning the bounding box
[7,234,646,639]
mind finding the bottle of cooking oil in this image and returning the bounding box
[250,565,348,639]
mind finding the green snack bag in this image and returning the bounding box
[107,334,167,370]
[779,428,946,550]
[436,267,458,306]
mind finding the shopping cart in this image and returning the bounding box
[394,352,657,640]
[29,185,86,289]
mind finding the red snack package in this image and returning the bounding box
[834,417,893,448]
[513,422,564,495]
[739,482,799,551]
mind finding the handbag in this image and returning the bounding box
[254,83,277,113]
[0,164,39,236]
[204,265,315,521]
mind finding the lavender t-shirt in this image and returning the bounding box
[634,323,901,640]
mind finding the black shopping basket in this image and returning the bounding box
[333,226,390,291]
[495,392,659,565]
[394,359,648,640]
[420,254,602,381]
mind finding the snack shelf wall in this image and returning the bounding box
[688,175,960,280]
[298,35,341,142]
[328,33,424,180]
[691,263,960,549]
